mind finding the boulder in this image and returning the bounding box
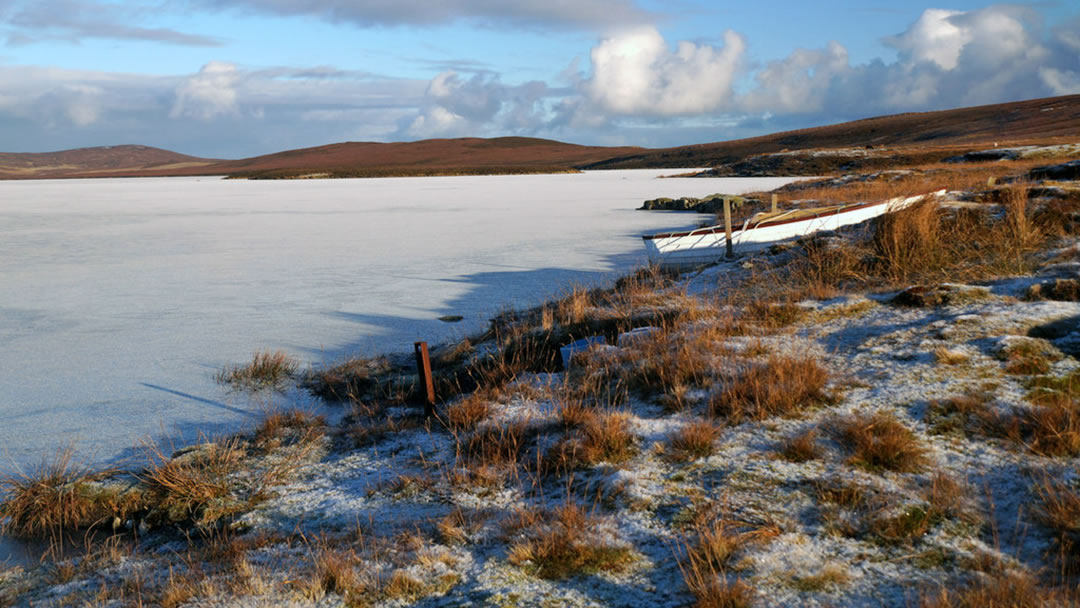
[1029,159,1080,181]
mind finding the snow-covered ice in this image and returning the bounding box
[0,171,798,476]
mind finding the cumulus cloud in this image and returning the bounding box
[736,4,1078,119]
[194,0,654,30]
[582,27,744,115]
[170,62,241,120]
[403,70,555,138]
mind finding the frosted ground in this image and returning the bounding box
[0,171,796,476]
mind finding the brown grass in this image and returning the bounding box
[440,391,493,431]
[216,349,298,391]
[506,503,634,579]
[710,356,829,424]
[253,409,325,449]
[668,419,720,462]
[1019,400,1080,457]
[779,428,821,462]
[141,440,247,527]
[834,411,929,473]
[920,572,1077,608]
[546,410,637,471]
[460,422,528,469]
[0,448,142,538]
[933,346,969,366]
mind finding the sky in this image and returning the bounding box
[1,1,1079,158]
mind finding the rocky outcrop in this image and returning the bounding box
[639,193,751,213]
[1029,159,1080,181]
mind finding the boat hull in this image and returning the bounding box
[642,191,943,269]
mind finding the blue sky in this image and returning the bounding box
[1,1,1078,157]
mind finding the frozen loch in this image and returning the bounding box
[0,171,798,559]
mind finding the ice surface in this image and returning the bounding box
[0,171,799,478]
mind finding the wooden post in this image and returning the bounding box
[723,197,734,259]
[413,341,436,417]
[771,193,778,214]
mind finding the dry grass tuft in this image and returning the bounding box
[1018,399,1080,457]
[1034,476,1080,566]
[710,356,829,424]
[461,422,528,469]
[668,419,720,462]
[440,391,493,431]
[920,572,1076,608]
[998,338,1062,376]
[789,563,851,591]
[0,448,142,538]
[933,346,969,366]
[779,428,821,462]
[253,409,325,449]
[835,411,929,473]
[546,410,637,471]
[507,503,634,579]
[142,440,247,527]
[216,349,298,391]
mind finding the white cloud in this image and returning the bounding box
[884,8,969,70]
[582,27,744,115]
[60,84,103,126]
[170,61,241,120]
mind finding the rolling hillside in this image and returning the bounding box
[3,95,1079,180]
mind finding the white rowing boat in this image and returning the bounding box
[642,189,946,269]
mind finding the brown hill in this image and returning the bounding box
[212,137,644,178]
[3,95,1079,180]
[584,95,1080,170]
[0,145,216,179]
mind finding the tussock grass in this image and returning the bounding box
[779,428,821,462]
[216,349,298,391]
[1034,477,1080,558]
[0,448,142,538]
[546,410,637,471]
[253,409,325,449]
[440,390,493,431]
[1018,399,1080,457]
[303,354,391,402]
[920,572,1077,608]
[507,503,633,579]
[668,419,720,462]
[998,338,1063,376]
[933,346,969,366]
[789,563,851,591]
[710,356,829,424]
[834,411,929,473]
[460,421,528,469]
[142,440,247,527]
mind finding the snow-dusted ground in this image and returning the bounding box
[0,172,796,476]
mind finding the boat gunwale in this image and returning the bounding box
[641,197,894,241]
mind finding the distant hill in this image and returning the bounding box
[583,95,1080,170]
[0,145,216,179]
[2,95,1079,180]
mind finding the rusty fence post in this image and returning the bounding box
[723,197,734,259]
[414,341,436,418]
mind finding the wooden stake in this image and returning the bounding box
[414,341,436,417]
[771,193,778,214]
[723,197,734,259]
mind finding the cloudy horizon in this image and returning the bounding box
[1,1,1078,158]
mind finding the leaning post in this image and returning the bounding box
[414,341,436,418]
[771,193,778,214]
[723,196,734,259]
